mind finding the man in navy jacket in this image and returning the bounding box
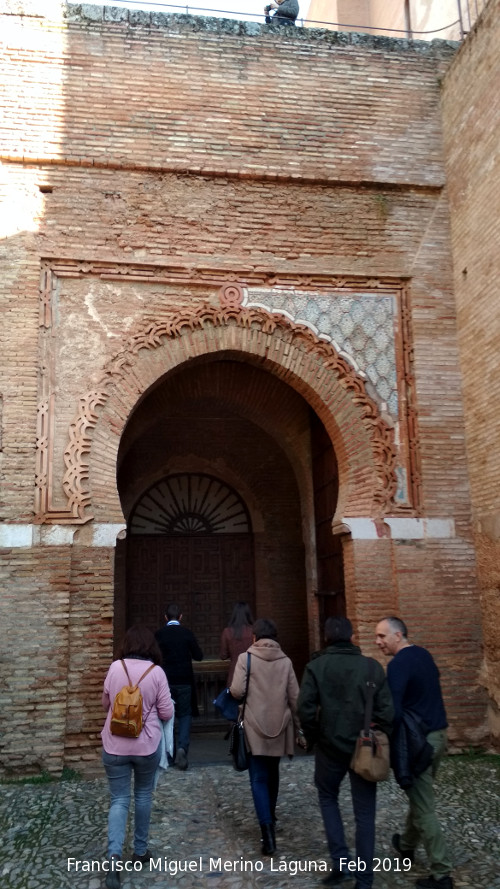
[155,603,203,770]
[375,616,453,889]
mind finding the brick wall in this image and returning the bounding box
[2,7,453,186]
[0,547,72,774]
[0,4,489,772]
[441,0,500,737]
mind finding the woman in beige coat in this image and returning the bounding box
[230,618,305,855]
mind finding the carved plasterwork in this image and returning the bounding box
[243,287,398,418]
[400,285,422,510]
[35,260,419,524]
[35,391,107,523]
[220,279,416,506]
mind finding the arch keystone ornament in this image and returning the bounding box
[219,282,245,310]
[37,297,398,524]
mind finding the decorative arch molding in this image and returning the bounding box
[35,291,397,524]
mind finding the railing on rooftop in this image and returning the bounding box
[95,0,490,41]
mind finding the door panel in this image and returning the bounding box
[126,534,255,727]
[220,536,255,609]
[190,536,223,655]
[128,537,190,629]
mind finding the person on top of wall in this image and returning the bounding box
[297,617,394,889]
[229,618,306,856]
[264,0,299,26]
[375,616,454,889]
[101,625,174,889]
[155,603,203,771]
[220,601,254,684]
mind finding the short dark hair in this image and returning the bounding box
[253,618,278,641]
[325,616,353,643]
[384,616,408,638]
[166,603,181,621]
[119,624,162,666]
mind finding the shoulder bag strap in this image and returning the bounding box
[362,657,377,733]
[120,659,155,687]
[137,663,155,685]
[121,658,132,685]
[240,652,251,721]
[124,662,156,731]
[138,663,156,730]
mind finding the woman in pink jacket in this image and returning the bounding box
[101,625,174,889]
[230,618,305,856]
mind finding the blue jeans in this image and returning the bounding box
[248,754,280,825]
[102,744,161,857]
[315,747,377,889]
[169,684,192,754]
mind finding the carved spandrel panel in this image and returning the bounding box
[244,286,411,504]
[36,261,416,523]
[246,288,398,417]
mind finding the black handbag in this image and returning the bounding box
[229,720,250,771]
[228,653,251,772]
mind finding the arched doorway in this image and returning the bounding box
[93,298,396,733]
[115,358,330,727]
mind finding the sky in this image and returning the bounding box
[81,0,308,26]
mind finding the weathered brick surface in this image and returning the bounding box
[441,0,500,735]
[0,4,491,772]
[0,547,71,774]
[345,534,487,744]
[63,545,116,769]
[1,10,455,186]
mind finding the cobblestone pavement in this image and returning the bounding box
[1,751,499,889]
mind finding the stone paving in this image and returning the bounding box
[1,748,499,889]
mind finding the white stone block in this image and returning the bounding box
[0,524,33,547]
[91,524,127,547]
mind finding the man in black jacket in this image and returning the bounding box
[375,616,453,889]
[264,0,299,26]
[298,617,393,889]
[155,603,203,770]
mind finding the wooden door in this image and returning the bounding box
[126,534,255,727]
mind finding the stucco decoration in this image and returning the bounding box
[35,391,107,523]
[243,286,398,417]
[234,282,419,507]
[35,289,398,524]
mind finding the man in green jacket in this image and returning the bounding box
[297,617,394,889]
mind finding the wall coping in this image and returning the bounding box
[64,4,459,56]
[1,1,459,60]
